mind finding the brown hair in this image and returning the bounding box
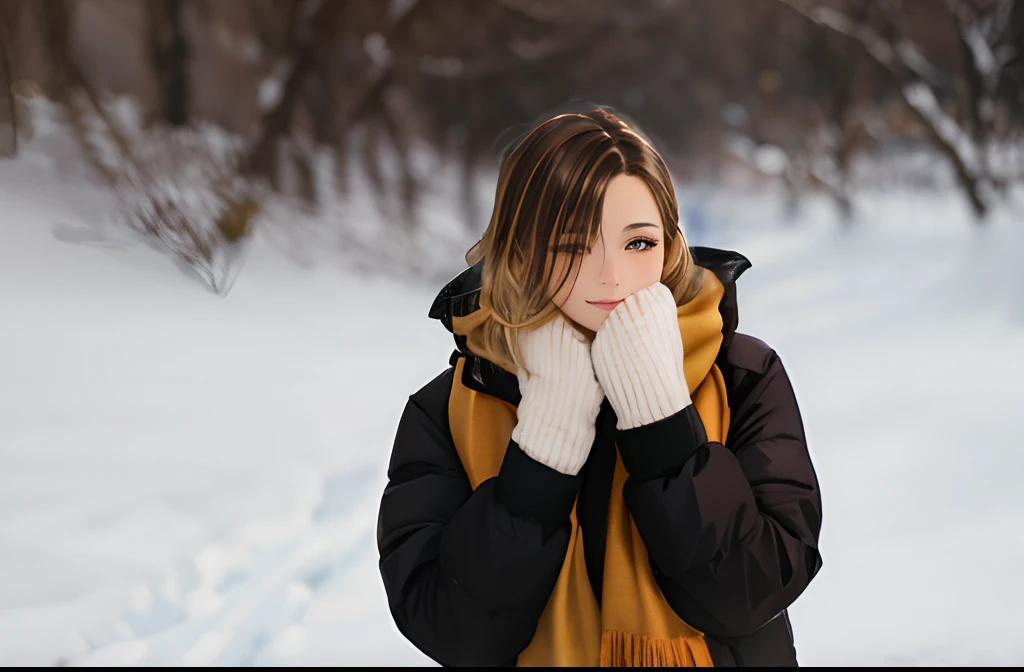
[463,107,704,373]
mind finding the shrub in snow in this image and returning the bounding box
[69,94,263,295]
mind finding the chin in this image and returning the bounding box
[577,310,609,334]
[558,303,607,334]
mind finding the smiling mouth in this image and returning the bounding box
[586,299,623,311]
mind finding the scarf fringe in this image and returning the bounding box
[599,630,714,667]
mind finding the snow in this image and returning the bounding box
[0,133,449,667]
[693,188,1024,666]
[257,64,288,114]
[2,129,1024,666]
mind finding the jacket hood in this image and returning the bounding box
[429,246,752,356]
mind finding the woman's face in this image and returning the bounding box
[549,174,666,333]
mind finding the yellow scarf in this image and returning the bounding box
[448,268,729,667]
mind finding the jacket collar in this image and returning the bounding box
[428,246,752,406]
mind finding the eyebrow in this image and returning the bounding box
[622,222,659,232]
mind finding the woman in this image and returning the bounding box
[377,107,823,667]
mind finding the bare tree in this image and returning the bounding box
[778,0,998,220]
[942,0,1020,186]
[244,0,329,185]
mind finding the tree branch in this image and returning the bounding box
[243,0,333,180]
[491,0,580,25]
[777,0,994,218]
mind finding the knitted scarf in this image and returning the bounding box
[448,267,729,667]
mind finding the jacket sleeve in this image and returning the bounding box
[616,349,823,639]
[376,367,581,667]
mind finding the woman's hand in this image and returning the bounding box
[511,313,605,475]
[591,282,690,430]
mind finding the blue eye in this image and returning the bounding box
[626,237,659,252]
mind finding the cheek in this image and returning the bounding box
[562,257,606,326]
[548,255,577,307]
[647,248,666,282]
[563,253,601,303]
[550,255,597,320]
[625,250,665,290]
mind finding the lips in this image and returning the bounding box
[586,299,623,311]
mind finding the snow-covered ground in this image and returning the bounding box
[2,128,1023,666]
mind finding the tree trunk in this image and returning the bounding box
[243,0,317,182]
[43,0,70,96]
[0,13,16,157]
[150,0,190,126]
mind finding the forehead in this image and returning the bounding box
[601,174,662,229]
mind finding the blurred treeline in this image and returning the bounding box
[1,0,1022,287]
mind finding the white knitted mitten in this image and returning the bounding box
[511,314,605,475]
[591,282,691,430]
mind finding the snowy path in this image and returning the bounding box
[71,466,391,667]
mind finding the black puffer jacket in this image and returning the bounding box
[377,247,823,667]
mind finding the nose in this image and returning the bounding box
[598,253,620,288]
